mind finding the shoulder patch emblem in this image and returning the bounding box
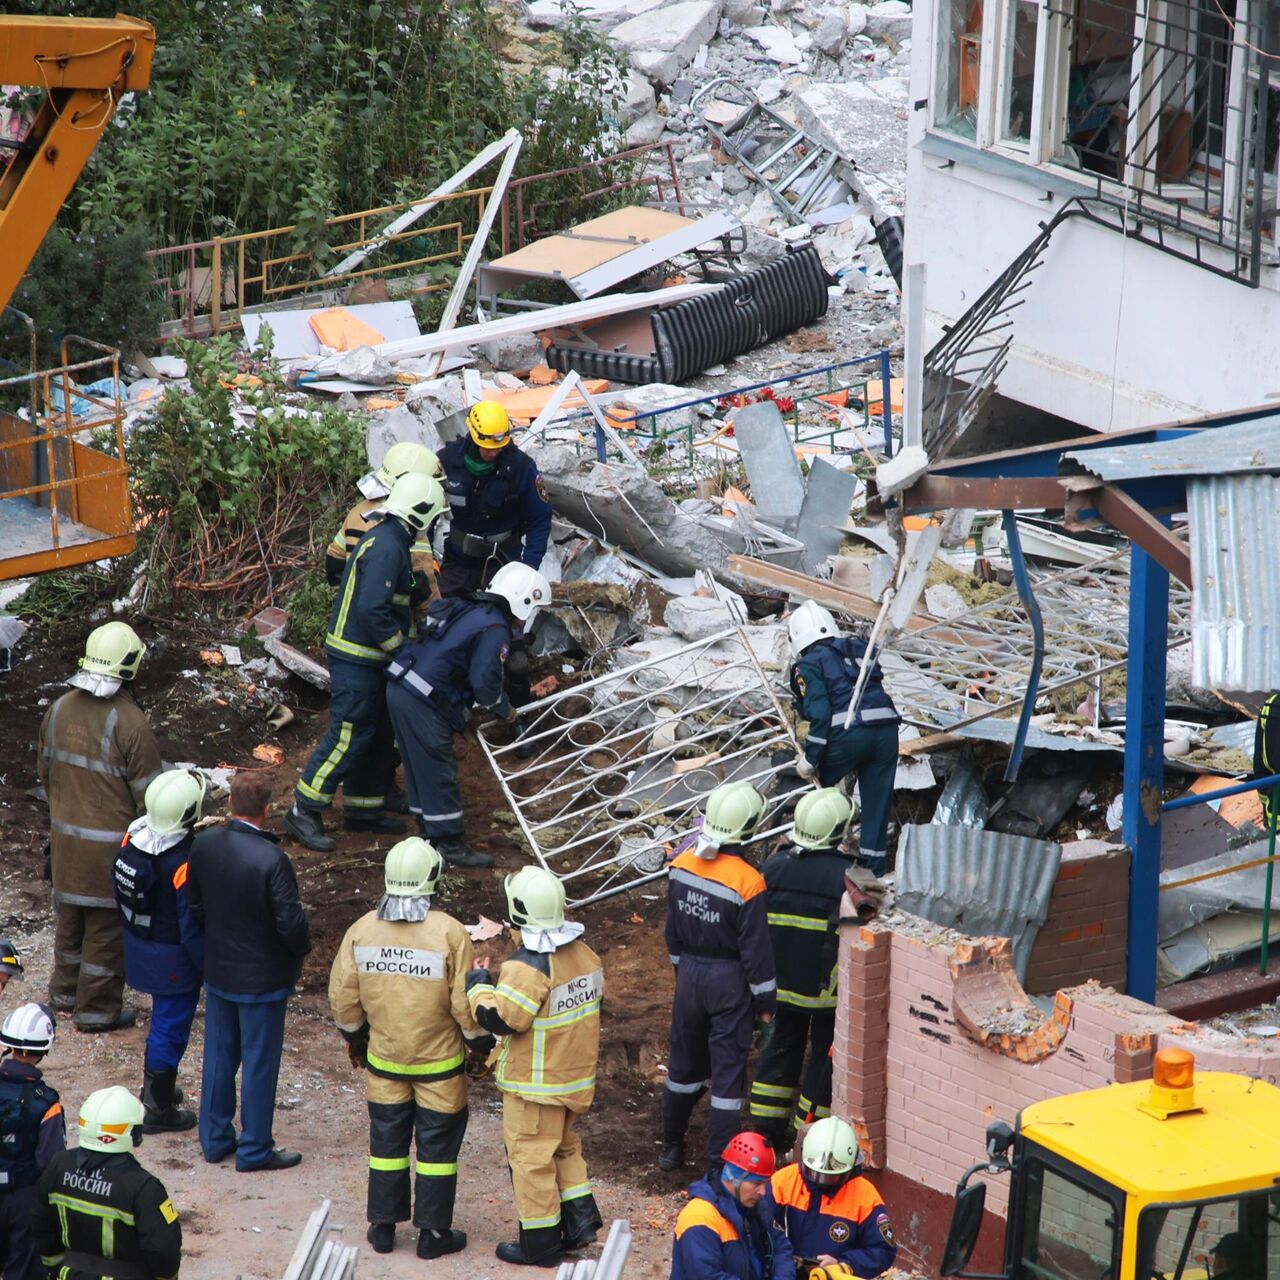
[499,643,510,664]
[879,1219,895,1245]
[829,1221,851,1244]
[535,477,549,504]
[159,1198,179,1224]
[795,674,807,696]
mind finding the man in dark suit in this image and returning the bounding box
[188,772,311,1171]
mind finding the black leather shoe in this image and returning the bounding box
[367,1224,395,1254]
[659,1140,685,1172]
[437,837,494,869]
[283,804,335,852]
[342,811,407,835]
[237,1148,302,1172]
[417,1229,466,1259]
[495,1241,562,1268]
[203,1140,237,1165]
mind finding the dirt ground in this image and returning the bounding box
[0,615,715,1278]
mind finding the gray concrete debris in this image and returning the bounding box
[732,400,806,531]
[333,345,395,386]
[527,0,668,26]
[617,69,658,127]
[795,457,859,574]
[875,443,928,499]
[366,407,444,474]
[664,594,742,640]
[404,376,466,421]
[630,47,684,83]
[814,8,851,54]
[626,109,668,146]
[864,0,913,41]
[612,0,723,76]
[264,635,331,690]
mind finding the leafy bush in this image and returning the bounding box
[129,336,366,610]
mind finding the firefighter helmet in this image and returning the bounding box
[0,940,23,983]
[374,441,443,489]
[791,788,853,851]
[695,781,766,858]
[801,1116,863,1191]
[384,837,443,898]
[721,1131,776,1180]
[384,472,446,533]
[78,1085,146,1153]
[488,564,551,624]
[80,621,146,681]
[144,769,207,837]
[467,401,513,449]
[787,600,839,659]
[504,865,566,931]
[0,1003,55,1054]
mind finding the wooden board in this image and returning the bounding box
[488,206,696,276]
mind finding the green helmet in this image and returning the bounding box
[144,770,206,837]
[695,781,766,857]
[792,788,853,851]
[384,472,446,533]
[505,865,566,931]
[384,837,443,897]
[801,1116,863,1191]
[78,1085,146,1153]
[375,441,442,488]
[80,621,146,681]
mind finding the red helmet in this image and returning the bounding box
[721,1131,776,1179]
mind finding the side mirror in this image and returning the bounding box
[941,1179,988,1277]
[986,1121,1015,1165]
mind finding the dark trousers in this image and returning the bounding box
[660,957,754,1164]
[367,1078,468,1229]
[146,989,200,1073]
[49,899,123,1029]
[295,657,394,813]
[0,1185,40,1280]
[748,1005,835,1132]
[821,722,899,863]
[199,990,288,1170]
[385,682,464,838]
[438,552,531,707]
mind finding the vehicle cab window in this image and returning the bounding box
[1018,1155,1121,1280]
[1139,1191,1276,1280]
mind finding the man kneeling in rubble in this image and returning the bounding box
[787,602,900,877]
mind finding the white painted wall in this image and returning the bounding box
[904,0,1280,434]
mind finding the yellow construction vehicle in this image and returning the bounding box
[941,1049,1280,1280]
[0,14,155,579]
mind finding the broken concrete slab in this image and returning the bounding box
[612,1,722,66]
[334,345,396,385]
[665,594,742,641]
[743,23,807,63]
[813,8,850,53]
[865,0,913,40]
[366,407,445,473]
[526,0,668,26]
[731,400,806,531]
[626,109,667,146]
[617,69,658,127]
[875,444,929,499]
[263,635,330,690]
[603,382,704,436]
[630,48,683,83]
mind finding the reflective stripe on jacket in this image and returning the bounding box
[761,843,851,1009]
[37,689,161,905]
[467,940,602,1112]
[771,1164,897,1277]
[672,1174,793,1280]
[325,519,415,666]
[790,636,900,766]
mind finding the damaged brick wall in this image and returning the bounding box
[1023,841,1129,996]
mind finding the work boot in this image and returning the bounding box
[496,1226,562,1268]
[367,1224,395,1254]
[436,836,494,869]
[49,994,75,1014]
[383,784,410,814]
[658,1138,686,1172]
[141,1068,197,1133]
[283,803,336,852]
[513,716,538,760]
[417,1229,466,1259]
[342,810,407,835]
[75,1009,137,1033]
[561,1194,603,1252]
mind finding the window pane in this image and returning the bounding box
[1140,1191,1277,1280]
[1020,1163,1118,1280]
[1000,0,1040,141]
[937,0,985,137]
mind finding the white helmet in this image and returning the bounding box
[801,1116,864,1191]
[0,1003,55,1054]
[143,769,206,837]
[505,865,567,931]
[788,600,839,658]
[488,564,552,624]
[78,1085,146,1153]
[375,441,443,489]
[384,472,446,533]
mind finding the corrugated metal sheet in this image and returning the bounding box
[895,824,1062,981]
[1063,417,1280,483]
[1188,474,1280,690]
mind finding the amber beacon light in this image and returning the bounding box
[1139,1048,1200,1119]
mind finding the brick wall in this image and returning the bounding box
[1023,840,1129,996]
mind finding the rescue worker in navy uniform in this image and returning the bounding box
[748,789,853,1145]
[113,770,207,1135]
[33,1086,181,1280]
[286,472,447,853]
[439,403,553,717]
[788,602,901,877]
[670,1132,792,1280]
[385,563,551,870]
[0,1004,64,1280]
[771,1118,897,1278]
[660,781,777,1174]
[38,622,162,1032]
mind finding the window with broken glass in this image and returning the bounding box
[934,0,1280,277]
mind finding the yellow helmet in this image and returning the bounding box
[375,441,442,489]
[80,621,146,681]
[467,402,513,449]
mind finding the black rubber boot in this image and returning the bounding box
[561,1194,603,1252]
[142,1068,197,1133]
[495,1226,562,1268]
[367,1224,395,1254]
[342,810,407,835]
[383,784,410,814]
[513,717,538,760]
[417,1228,466,1259]
[283,803,335,852]
[658,1138,686,1172]
[436,837,494,869]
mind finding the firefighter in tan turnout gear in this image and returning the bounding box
[37,623,161,1032]
[468,867,604,1269]
[328,838,492,1260]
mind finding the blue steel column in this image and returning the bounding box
[1122,545,1169,1004]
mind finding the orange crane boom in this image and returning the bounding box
[0,12,156,313]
